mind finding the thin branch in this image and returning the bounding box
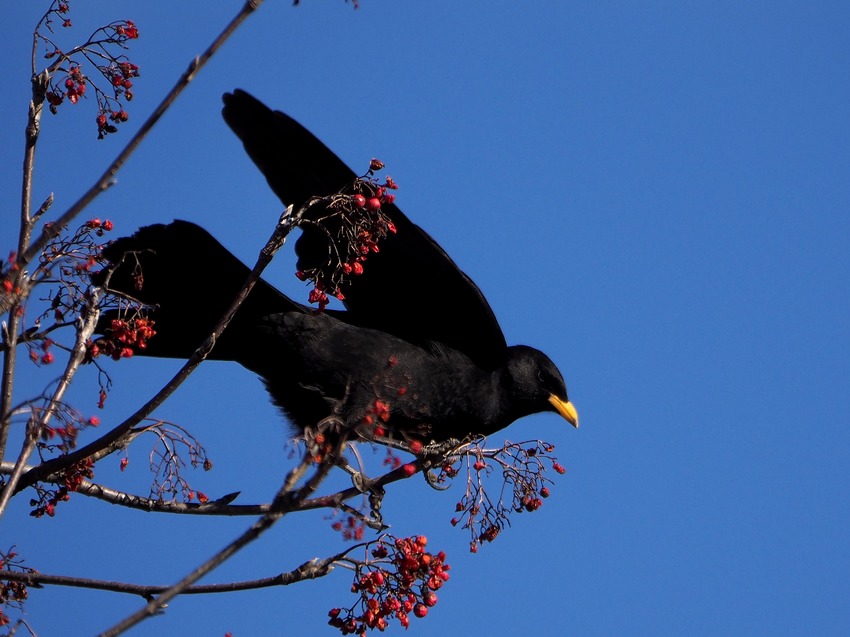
[0,313,21,460]
[299,460,424,511]
[0,551,350,598]
[19,71,49,261]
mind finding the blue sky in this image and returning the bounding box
[2,1,849,635]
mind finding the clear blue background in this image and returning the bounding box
[2,2,849,635]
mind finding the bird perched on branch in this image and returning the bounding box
[93,90,578,444]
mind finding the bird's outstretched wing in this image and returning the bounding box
[222,89,507,370]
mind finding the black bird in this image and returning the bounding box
[94,90,578,443]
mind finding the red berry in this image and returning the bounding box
[401,463,417,477]
[352,194,366,208]
[413,603,428,618]
[365,197,382,211]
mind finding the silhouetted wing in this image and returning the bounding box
[222,90,507,369]
[93,220,301,360]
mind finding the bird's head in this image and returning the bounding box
[505,345,578,428]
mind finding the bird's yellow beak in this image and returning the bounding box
[548,395,579,428]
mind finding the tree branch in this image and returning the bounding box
[0,551,349,598]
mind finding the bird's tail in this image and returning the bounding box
[93,220,298,361]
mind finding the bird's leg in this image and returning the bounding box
[422,437,469,459]
[337,499,388,532]
[334,444,374,491]
[328,443,387,530]
[420,437,479,491]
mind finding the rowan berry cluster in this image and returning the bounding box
[37,407,100,454]
[295,161,398,310]
[0,549,33,628]
[36,3,142,137]
[440,440,565,552]
[0,251,21,301]
[29,458,94,518]
[305,430,335,464]
[86,316,156,361]
[0,582,27,627]
[332,514,367,542]
[48,64,86,109]
[328,535,449,634]
[357,398,392,438]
